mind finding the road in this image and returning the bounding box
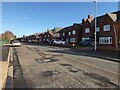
[12,43,119,88]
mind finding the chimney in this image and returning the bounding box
[82,18,86,24]
[88,14,92,21]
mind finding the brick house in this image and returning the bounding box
[82,14,93,42]
[42,30,53,43]
[96,11,120,51]
[31,33,40,43]
[82,11,120,51]
[58,26,70,42]
[38,33,44,43]
[24,34,36,43]
[52,27,63,40]
[59,23,82,45]
[27,35,34,42]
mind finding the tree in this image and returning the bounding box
[14,35,17,40]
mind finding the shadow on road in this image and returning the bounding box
[13,48,28,89]
[47,49,120,63]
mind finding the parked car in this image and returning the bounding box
[79,39,94,47]
[57,40,65,45]
[12,40,21,47]
[28,40,32,43]
[43,40,50,44]
[51,39,65,45]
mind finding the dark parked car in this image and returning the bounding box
[79,39,94,47]
[43,40,50,44]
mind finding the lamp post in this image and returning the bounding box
[94,0,97,51]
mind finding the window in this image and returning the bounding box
[63,33,65,36]
[70,38,76,42]
[99,37,112,44]
[68,32,71,35]
[96,27,100,32]
[85,28,90,33]
[104,25,110,31]
[72,30,76,35]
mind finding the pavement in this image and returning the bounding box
[71,47,120,62]
[0,46,10,61]
[0,46,10,90]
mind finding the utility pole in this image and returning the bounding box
[94,0,97,51]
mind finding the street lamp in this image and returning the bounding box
[94,0,97,51]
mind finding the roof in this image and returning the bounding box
[33,33,41,36]
[58,23,82,33]
[52,27,63,33]
[91,10,120,27]
[91,15,105,27]
[112,10,120,21]
[57,26,72,33]
[107,13,117,21]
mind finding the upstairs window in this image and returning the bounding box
[85,28,90,33]
[96,27,100,32]
[68,32,71,35]
[104,25,110,31]
[72,30,76,35]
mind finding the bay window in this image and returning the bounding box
[99,37,112,44]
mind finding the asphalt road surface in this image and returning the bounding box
[12,44,119,88]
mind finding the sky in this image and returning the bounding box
[2,2,118,37]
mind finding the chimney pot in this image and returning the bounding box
[82,18,86,24]
[88,14,92,21]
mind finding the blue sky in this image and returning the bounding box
[2,2,118,37]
